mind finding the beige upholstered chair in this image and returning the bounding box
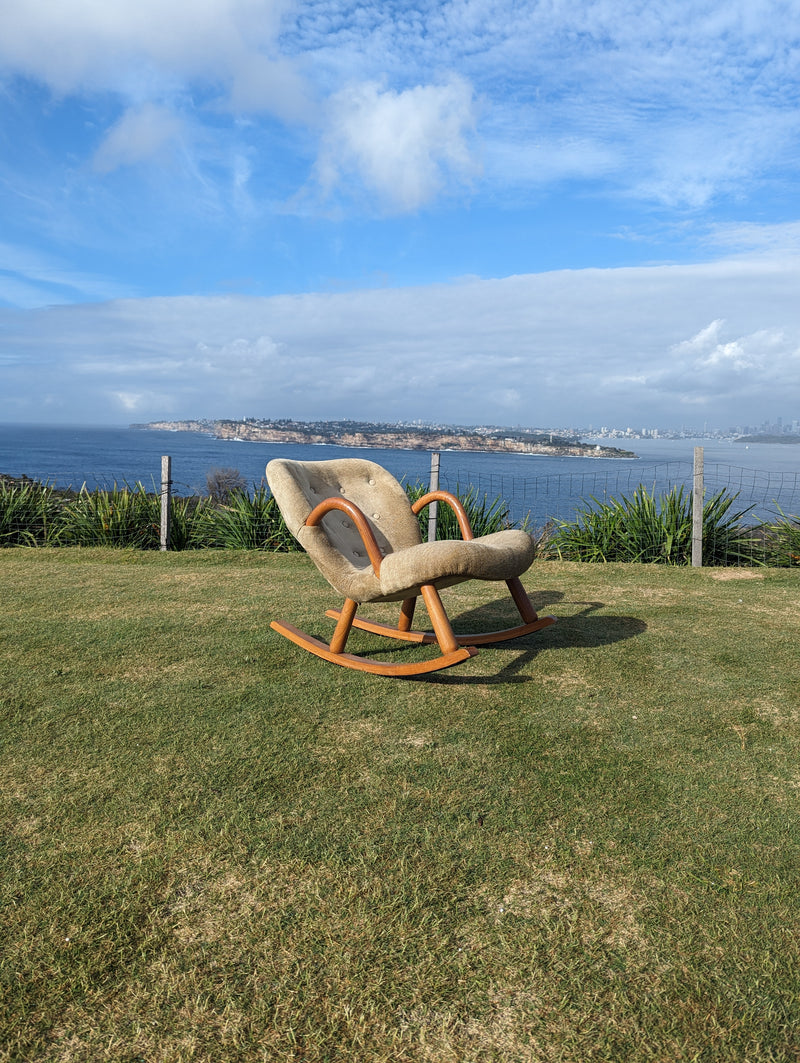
[266,457,555,676]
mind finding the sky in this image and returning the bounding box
[1,0,800,431]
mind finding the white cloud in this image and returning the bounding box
[315,77,479,212]
[490,388,523,409]
[429,0,800,208]
[226,52,313,123]
[706,221,800,255]
[2,254,800,426]
[111,391,146,411]
[676,320,727,354]
[649,320,797,404]
[3,0,800,216]
[483,133,617,188]
[0,0,302,112]
[0,241,135,306]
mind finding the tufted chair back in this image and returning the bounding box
[266,458,423,601]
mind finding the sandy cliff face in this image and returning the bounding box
[137,420,634,458]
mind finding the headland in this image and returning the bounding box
[131,418,637,458]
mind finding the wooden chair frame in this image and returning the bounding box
[270,488,556,677]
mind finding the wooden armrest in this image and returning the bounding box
[305,497,385,576]
[411,490,474,541]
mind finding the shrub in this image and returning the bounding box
[205,467,247,504]
[54,483,163,548]
[0,479,62,546]
[545,485,756,565]
[763,507,800,567]
[195,487,299,550]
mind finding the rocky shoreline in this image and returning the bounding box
[132,419,637,459]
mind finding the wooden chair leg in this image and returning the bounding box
[329,597,358,654]
[506,576,538,623]
[419,584,459,655]
[398,596,417,632]
[273,591,475,676]
[326,578,556,649]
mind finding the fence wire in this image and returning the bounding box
[3,458,800,565]
[439,460,800,567]
[439,460,800,525]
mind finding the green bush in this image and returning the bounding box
[763,507,800,567]
[8,474,796,568]
[0,479,62,546]
[163,495,208,550]
[194,486,299,550]
[50,484,207,550]
[54,483,164,548]
[0,478,295,552]
[545,484,756,565]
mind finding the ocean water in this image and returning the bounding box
[1,423,799,525]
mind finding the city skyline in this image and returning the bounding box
[136,412,800,441]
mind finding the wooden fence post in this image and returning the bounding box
[160,455,172,551]
[428,452,440,542]
[692,446,704,567]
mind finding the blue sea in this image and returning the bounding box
[1,423,799,525]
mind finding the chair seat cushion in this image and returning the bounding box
[377,529,536,600]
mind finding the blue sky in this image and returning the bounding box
[2,0,800,429]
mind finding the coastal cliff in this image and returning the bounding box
[132,419,636,459]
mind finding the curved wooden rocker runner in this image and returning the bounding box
[266,458,556,677]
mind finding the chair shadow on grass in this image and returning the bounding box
[416,590,648,686]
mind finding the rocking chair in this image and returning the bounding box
[266,457,556,677]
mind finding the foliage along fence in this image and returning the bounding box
[2,453,800,566]
[437,450,800,567]
[438,455,800,527]
[0,478,298,552]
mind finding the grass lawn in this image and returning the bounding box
[2,548,800,1062]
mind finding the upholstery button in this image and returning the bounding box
[369,479,375,485]
[373,513,380,519]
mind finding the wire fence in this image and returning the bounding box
[3,451,800,566]
[0,471,229,498]
[438,459,800,527]
[437,456,800,567]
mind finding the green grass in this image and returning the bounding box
[3,549,800,1061]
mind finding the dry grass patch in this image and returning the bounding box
[401,730,435,748]
[541,669,593,694]
[708,569,766,580]
[399,1002,546,1063]
[483,869,650,954]
[321,716,387,749]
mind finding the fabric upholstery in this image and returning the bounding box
[266,457,536,604]
[378,530,535,599]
